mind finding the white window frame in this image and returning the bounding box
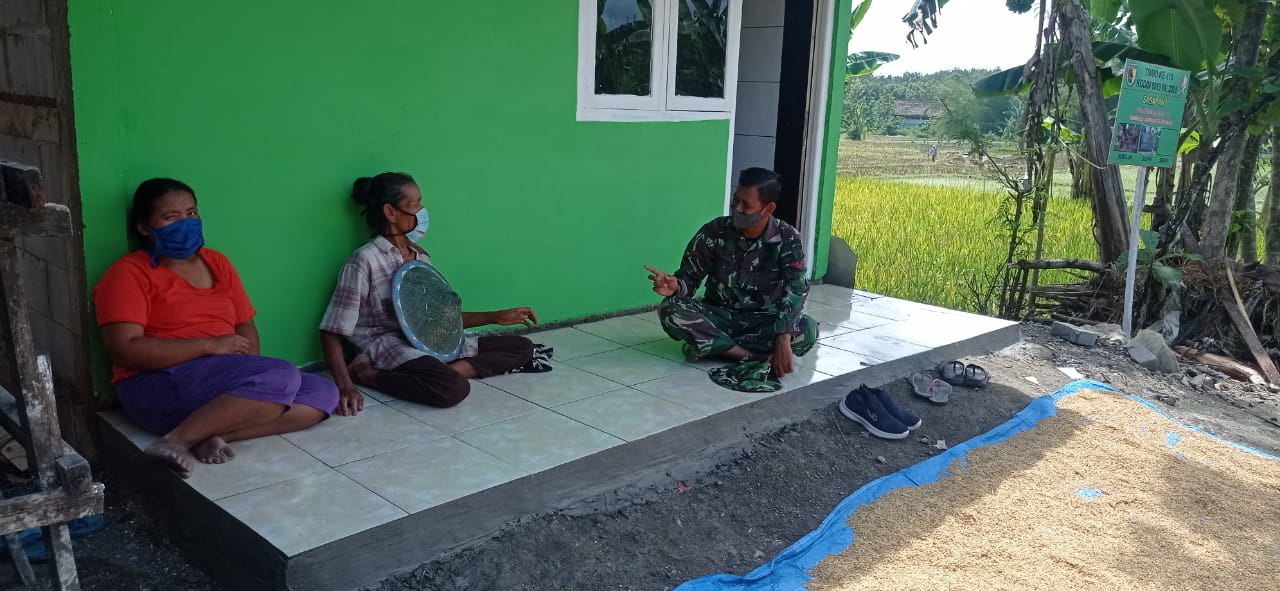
[577,0,741,122]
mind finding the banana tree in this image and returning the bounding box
[843,0,900,137]
[1176,0,1257,258]
[848,0,900,76]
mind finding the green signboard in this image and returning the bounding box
[1107,59,1190,168]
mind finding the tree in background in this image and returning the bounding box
[840,69,1021,140]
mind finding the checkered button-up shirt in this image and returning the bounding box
[320,236,479,370]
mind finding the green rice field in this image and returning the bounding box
[831,176,1098,312]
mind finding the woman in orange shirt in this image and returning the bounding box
[94,178,338,478]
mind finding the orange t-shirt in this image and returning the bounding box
[93,248,256,382]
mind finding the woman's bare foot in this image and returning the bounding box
[144,438,194,478]
[348,353,377,386]
[192,436,236,464]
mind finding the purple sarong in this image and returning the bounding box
[114,354,339,435]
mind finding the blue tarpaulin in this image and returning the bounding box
[674,380,1276,591]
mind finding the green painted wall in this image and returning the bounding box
[813,0,855,279]
[68,1,731,377]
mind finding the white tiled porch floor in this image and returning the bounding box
[101,285,1015,557]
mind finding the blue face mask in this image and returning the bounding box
[404,207,430,243]
[148,217,205,266]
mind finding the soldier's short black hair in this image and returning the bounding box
[738,167,782,205]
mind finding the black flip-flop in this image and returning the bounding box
[937,360,966,386]
[962,364,990,388]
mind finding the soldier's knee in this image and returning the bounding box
[658,298,692,326]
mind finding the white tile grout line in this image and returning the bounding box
[545,407,633,445]
[476,362,632,410]
[340,435,529,516]
[448,413,623,480]
[193,438,336,504]
[555,347,689,386]
[223,468,413,556]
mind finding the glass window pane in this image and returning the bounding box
[595,0,654,96]
[674,0,729,98]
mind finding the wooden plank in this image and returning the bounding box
[0,203,72,236]
[0,481,39,588]
[0,487,103,535]
[1218,295,1275,383]
[1173,345,1266,384]
[54,453,91,496]
[1223,266,1280,385]
[0,383,79,459]
[43,521,81,591]
[0,388,25,439]
[0,101,59,143]
[0,239,63,489]
[2,531,39,586]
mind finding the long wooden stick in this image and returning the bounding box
[1174,345,1266,384]
[1223,265,1280,385]
[1010,258,1110,272]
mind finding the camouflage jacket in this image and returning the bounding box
[673,216,808,336]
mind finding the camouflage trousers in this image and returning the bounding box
[658,296,816,360]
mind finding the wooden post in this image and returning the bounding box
[0,239,65,490]
[0,183,102,590]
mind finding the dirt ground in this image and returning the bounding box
[3,322,1277,591]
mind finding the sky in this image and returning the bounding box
[849,0,1045,76]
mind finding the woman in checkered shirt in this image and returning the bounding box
[319,172,538,416]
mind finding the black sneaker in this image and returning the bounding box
[839,385,910,439]
[872,387,922,430]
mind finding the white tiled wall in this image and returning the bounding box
[732,0,785,182]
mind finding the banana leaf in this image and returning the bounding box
[1130,0,1223,72]
[847,51,900,76]
[1091,0,1124,24]
[851,0,872,32]
[973,41,1178,98]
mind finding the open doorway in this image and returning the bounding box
[730,0,830,268]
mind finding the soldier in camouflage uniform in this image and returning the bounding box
[646,168,815,379]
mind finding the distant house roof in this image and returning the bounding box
[892,100,943,119]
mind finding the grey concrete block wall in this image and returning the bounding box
[2,2,86,391]
[3,136,85,394]
[2,0,97,455]
[2,29,56,97]
[16,240,79,385]
[20,249,50,316]
[0,0,46,29]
